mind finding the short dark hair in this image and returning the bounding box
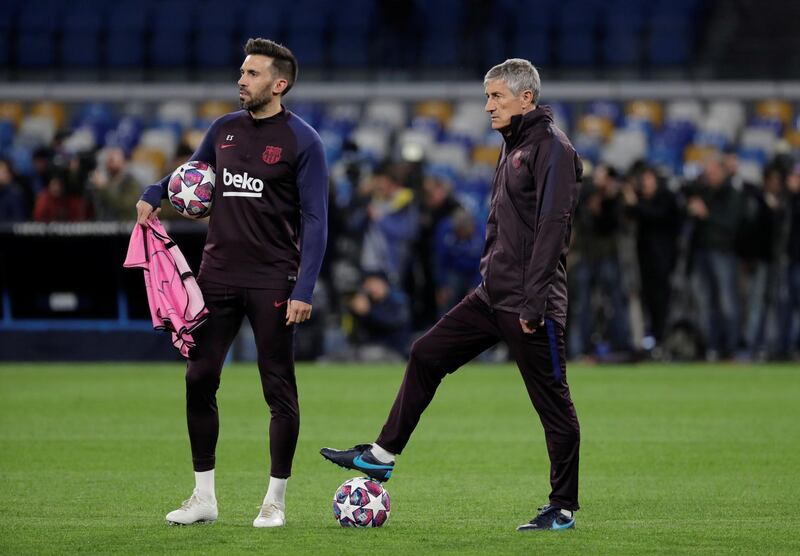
[244,38,298,95]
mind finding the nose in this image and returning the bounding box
[238,75,246,87]
[485,98,494,113]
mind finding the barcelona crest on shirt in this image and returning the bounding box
[262,145,282,164]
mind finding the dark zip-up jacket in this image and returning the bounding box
[476,106,583,327]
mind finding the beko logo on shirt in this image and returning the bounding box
[222,168,263,197]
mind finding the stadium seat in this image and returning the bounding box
[61,4,105,68]
[666,99,704,125]
[62,128,96,153]
[182,129,206,152]
[626,100,663,127]
[139,129,178,161]
[157,101,196,131]
[601,127,648,171]
[0,121,15,153]
[0,1,18,67]
[286,29,325,67]
[586,100,623,124]
[577,114,614,141]
[398,128,437,161]
[150,0,194,67]
[414,101,453,127]
[786,129,800,149]
[0,102,24,128]
[704,100,745,141]
[603,32,641,66]
[325,103,362,127]
[18,116,57,147]
[284,0,329,67]
[755,100,793,126]
[427,142,470,174]
[350,126,391,160]
[513,32,551,68]
[30,101,66,129]
[329,0,373,67]
[199,101,236,121]
[240,2,284,50]
[16,0,61,67]
[683,144,718,163]
[131,146,167,174]
[448,101,490,142]
[472,145,502,167]
[107,2,149,67]
[365,100,407,128]
[286,102,323,129]
[195,0,244,68]
[739,126,779,157]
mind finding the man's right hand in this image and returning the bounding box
[136,200,160,227]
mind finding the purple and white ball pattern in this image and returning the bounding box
[167,160,215,218]
[333,477,390,527]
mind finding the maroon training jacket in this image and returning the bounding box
[476,105,583,328]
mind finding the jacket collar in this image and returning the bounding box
[503,105,554,147]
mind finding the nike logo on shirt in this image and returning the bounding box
[273,299,288,308]
[220,144,237,149]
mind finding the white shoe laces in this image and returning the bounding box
[257,501,283,518]
[179,490,207,511]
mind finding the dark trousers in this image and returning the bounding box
[376,291,581,510]
[186,279,298,479]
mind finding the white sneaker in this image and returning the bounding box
[165,489,218,525]
[253,501,285,528]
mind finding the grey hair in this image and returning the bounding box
[483,58,541,103]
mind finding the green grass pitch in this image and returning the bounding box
[1,362,799,555]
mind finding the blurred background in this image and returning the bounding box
[1,0,800,363]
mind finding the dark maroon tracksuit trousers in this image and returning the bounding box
[185,278,298,479]
[376,290,581,510]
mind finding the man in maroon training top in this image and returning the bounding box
[136,39,328,528]
[321,58,583,532]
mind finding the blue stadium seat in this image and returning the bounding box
[648,31,690,66]
[603,32,640,66]
[0,120,15,153]
[557,31,596,66]
[240,3,284,48]
[0,0,20,67]
[61,4,105,68]
[150,0,194,67]
[587,100,622,124]
[420,34,459,67]
[16,0,62,67]
[512,28,550,67]
[415,0,463,68]
[107,2,149,67]
[329,0,374,68]
[330,33,369,67]
[195,0,244,68]
[286,30,325,67]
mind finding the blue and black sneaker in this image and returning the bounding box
[516,505,576,531]
[319,444,394,482]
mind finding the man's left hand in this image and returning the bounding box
[520,318,544,335]
[286,300,312,325]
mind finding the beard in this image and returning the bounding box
[240,85,273,112]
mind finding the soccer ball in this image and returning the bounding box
[167,161,215,218]
[332,477,390,528]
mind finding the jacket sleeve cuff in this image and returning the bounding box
[519,308,543,323]
[141,184,164,209]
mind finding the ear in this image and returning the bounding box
[272,78,289,95]
[520,89,534,108]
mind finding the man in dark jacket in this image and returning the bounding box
[683,155,743,359]
[321,59,583,532]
